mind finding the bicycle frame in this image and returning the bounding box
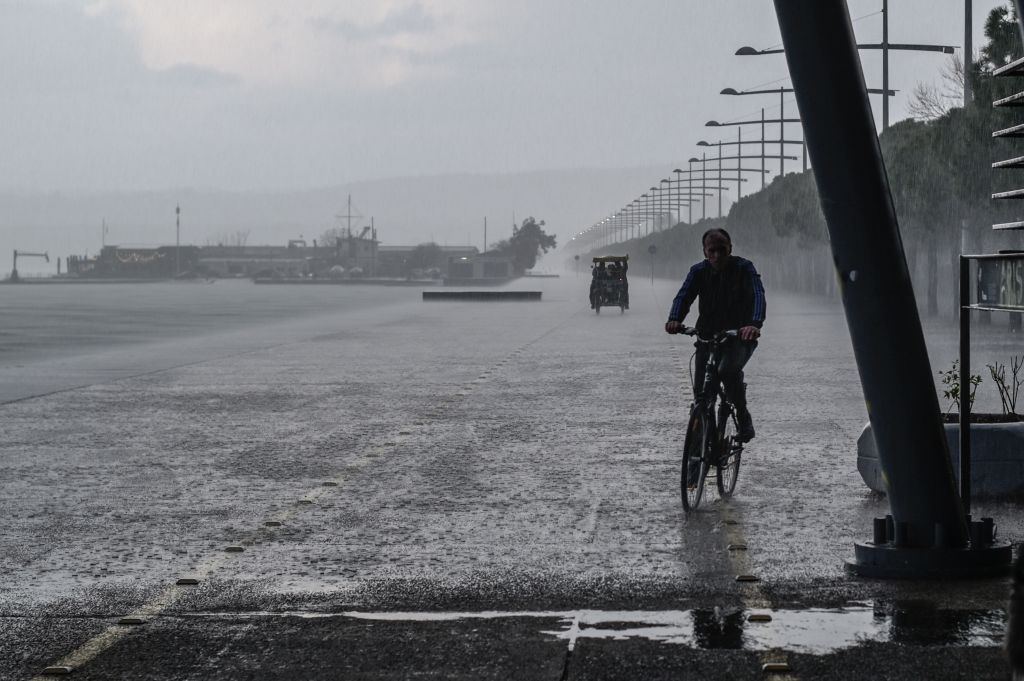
[688,330,740,424]
[678,328,744,510]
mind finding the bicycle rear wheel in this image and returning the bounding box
[716,403,742,497]
[681,408,709,511]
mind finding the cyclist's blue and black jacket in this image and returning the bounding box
[667,256,766,336]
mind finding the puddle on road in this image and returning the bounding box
[341,603,1005,654]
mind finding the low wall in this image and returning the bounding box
[857,420,1024,497]
[423,291,542,301]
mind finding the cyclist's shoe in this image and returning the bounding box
[737,409,755,443]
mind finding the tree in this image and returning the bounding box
[981,5,1022,70]
[406,242,443,274]
[318,227,345,249]
[908,53,964,121]
[494,217,556,272]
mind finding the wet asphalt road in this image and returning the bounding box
[1,276,1022,680]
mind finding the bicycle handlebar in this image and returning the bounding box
[674,326,740,343]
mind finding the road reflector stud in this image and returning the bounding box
[321,481,338,487]
[225,546,244,553]
[748,613,773,622]
[42,666,73,675]
[736,574,759,582]
[762,662,791,673]
[723,519,739,525]
[176,578,200,585]
[118,617,146,625]
[298,499,314,505]
[264,521,282,527]
[728,543,748,551]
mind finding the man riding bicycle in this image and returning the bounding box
[664,228,766,442]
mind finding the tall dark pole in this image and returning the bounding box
[654,186,660,233]
[717,143,723,217]
[701,153,707,221]
[688,160,694,224]
[660,179,670,230]
[964,0,973,108]
[882,0,890,129]
[675,169,683,226]
[774,0,972,562]
[761,109,766,189]
[642,194,648,237]
[175,204,180,277]
[650,187,658,234]
[660,183,666,231]
[779,89,785,176]
[959,256,971,515]
[737,128,744,200]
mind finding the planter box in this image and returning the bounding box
[857,419,1024,497]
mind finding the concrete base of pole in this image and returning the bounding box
[848,514,1011,578]
[848,541,1011,578]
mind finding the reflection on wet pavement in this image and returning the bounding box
[338,601,1005,654]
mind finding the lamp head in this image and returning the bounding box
[720,87,740,96]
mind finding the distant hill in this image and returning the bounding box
[0,165,706,276]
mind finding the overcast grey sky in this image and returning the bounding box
[0,0,1012,276]
[0,0,1007,193]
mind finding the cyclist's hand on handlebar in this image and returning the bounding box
[665,320,682,334]
[739,325,761,341]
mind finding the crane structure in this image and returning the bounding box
[10,250,49,282]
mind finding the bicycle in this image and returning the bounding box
[673,326,744,512]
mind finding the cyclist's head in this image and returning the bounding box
[702,228,732,271]
[701,228,731,247]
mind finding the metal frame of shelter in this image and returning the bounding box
[775,0,1009,578]
[957,53,1024,517]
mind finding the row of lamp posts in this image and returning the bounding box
[569,1,956,255]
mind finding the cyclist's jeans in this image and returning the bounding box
[693,339,757,411]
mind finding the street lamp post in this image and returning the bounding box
[642,193,650,236]
[717,143,723,217]
[707,114,806,181]
[688,158,697,224]
[736,17,954,131]
[175,204,180,277]
[674,168,683,225]
[701,154,707,220]
[649,187,658,235]
[660,178,671,230]
[965,0,973,108]
[697,139,796,199]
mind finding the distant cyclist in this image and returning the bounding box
[664,228,766,442]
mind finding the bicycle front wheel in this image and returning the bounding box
[681,408,709,511]
[716,404,742,497]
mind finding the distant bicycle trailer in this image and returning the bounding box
[589,255,629,315]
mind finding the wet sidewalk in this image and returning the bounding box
[0,276,1020,679]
